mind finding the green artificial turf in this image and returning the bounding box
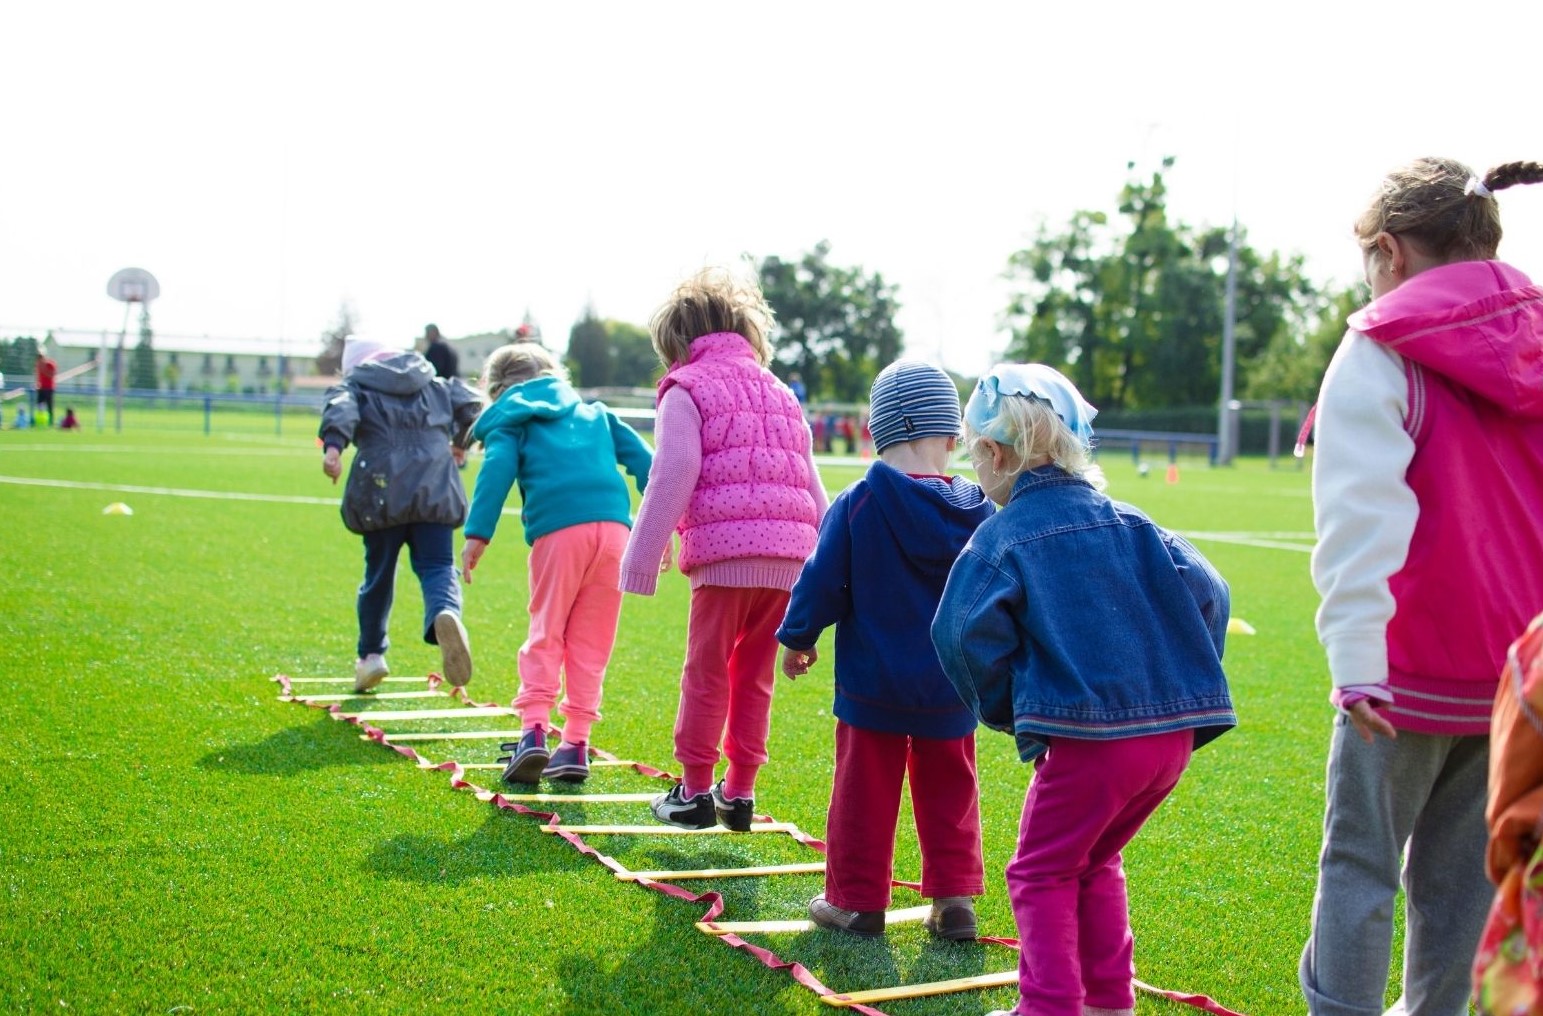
[0,426,1395,1014]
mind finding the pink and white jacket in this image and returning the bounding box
[1311,260,1543,735]
[620,332,827,595]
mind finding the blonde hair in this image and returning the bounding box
[966,394,1106,491]
[648,266,775,368]
[1355,157,1543,263]
[480,342,566,400]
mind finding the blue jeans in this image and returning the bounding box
[356,523,461,659]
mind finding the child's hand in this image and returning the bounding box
[660,539,673,574]
[1348,699,1397,744]
[461,537,489,585]
[322,447,342,483]
[781,645,817,680]
[451,444,467,468]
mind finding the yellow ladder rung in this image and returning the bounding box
[478,792,659,803]
[365,730,525,742]
[281,676,428,685]
[819,971,1018,1006]
[338,706,514,722]
[286,690,448,702]
[541,822,798,835]
[697,905,931,936]
[617,862,826,882]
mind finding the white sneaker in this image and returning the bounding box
[434,611,472,687]
[354,653,389,693]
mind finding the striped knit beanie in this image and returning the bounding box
[867,360,962,453]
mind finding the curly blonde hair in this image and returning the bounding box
[965,394,1105,491]
[648,266,775,368]
[480,342,566,400]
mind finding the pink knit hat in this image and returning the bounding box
[341,334,398,375]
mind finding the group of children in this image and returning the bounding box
[317,155,1543,1016]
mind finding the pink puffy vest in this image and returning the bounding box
[658,332,819,572]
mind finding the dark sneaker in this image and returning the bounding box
[541,742,590,783]
[498,729,549,784]
[923,897,978,941]
[433,610,472,688]
[710,780,754,832]
[649,784,716,829]
[807,894,885,938]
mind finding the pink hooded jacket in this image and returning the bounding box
[1326,260,1543,734]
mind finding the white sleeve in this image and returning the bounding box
[1310,331,1418,690]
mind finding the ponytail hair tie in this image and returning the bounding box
[1465,176,1494,199]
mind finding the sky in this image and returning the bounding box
[3,1,1541,378]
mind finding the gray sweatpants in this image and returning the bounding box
[1299,715,1489,1016]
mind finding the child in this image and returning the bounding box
[777,360,995,940]
[320,334,483,694]
[931,363,1234,1016]
[1475,613,1543,1013]
[620,266,828,830]
[1300,157,1543,1016]
[60,407,80,430]
[460,342,652,784]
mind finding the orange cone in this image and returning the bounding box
[1165,464,1180,484]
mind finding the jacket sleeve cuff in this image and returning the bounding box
[1330,683,1393,712]
[1323,630,1390,689]
[620,569,658,596]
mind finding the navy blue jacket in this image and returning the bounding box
[932,466,1235,761]
[777,460,995,738]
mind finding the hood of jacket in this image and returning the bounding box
[350,352,436,396]
[471,376,579,440]
[865,459,993,570]
[1348,259,1543,418]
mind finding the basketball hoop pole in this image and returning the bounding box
[104,268,160,435]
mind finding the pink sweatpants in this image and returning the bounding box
[823,720,985,912]
[1006,730,1193,1016]
[514,521,629,744]
[673,584,789,797]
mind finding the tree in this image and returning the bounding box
[566,305,611,387]
[1002,159,1327,410]
[315,302,358,375]
[1245,285,1361,401]
[564,310,660,390]
[757,242,904,402]
[129,308,158,391]
[0,335,39,379]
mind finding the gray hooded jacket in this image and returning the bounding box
[319,352,483,534]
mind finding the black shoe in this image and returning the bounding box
[649,783,716,829]
[710,780,754,832]
[541,742,590,783]
[807,894,885,937]
[498,729,549,784]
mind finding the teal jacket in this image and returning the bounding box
[465,376,652,546]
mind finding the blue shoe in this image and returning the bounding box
[498,729,549,784]
[541,742,590,783]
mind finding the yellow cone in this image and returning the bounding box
[1227,617,1256,635]
[102,502,134,515]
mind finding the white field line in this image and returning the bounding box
[0,474,521,516]
[0,474,337,505]
[1181,531,1315,553]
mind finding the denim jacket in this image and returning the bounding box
[931,466,1235,761]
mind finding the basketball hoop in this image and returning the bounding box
[107,267,160,304]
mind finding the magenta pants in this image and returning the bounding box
[514,522,628,744]
[823,720,984,912]
[672,584,789,795]
[1006,730,1193,1016]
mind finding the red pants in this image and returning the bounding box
[823,720,985,911]
[673,585,789,795]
